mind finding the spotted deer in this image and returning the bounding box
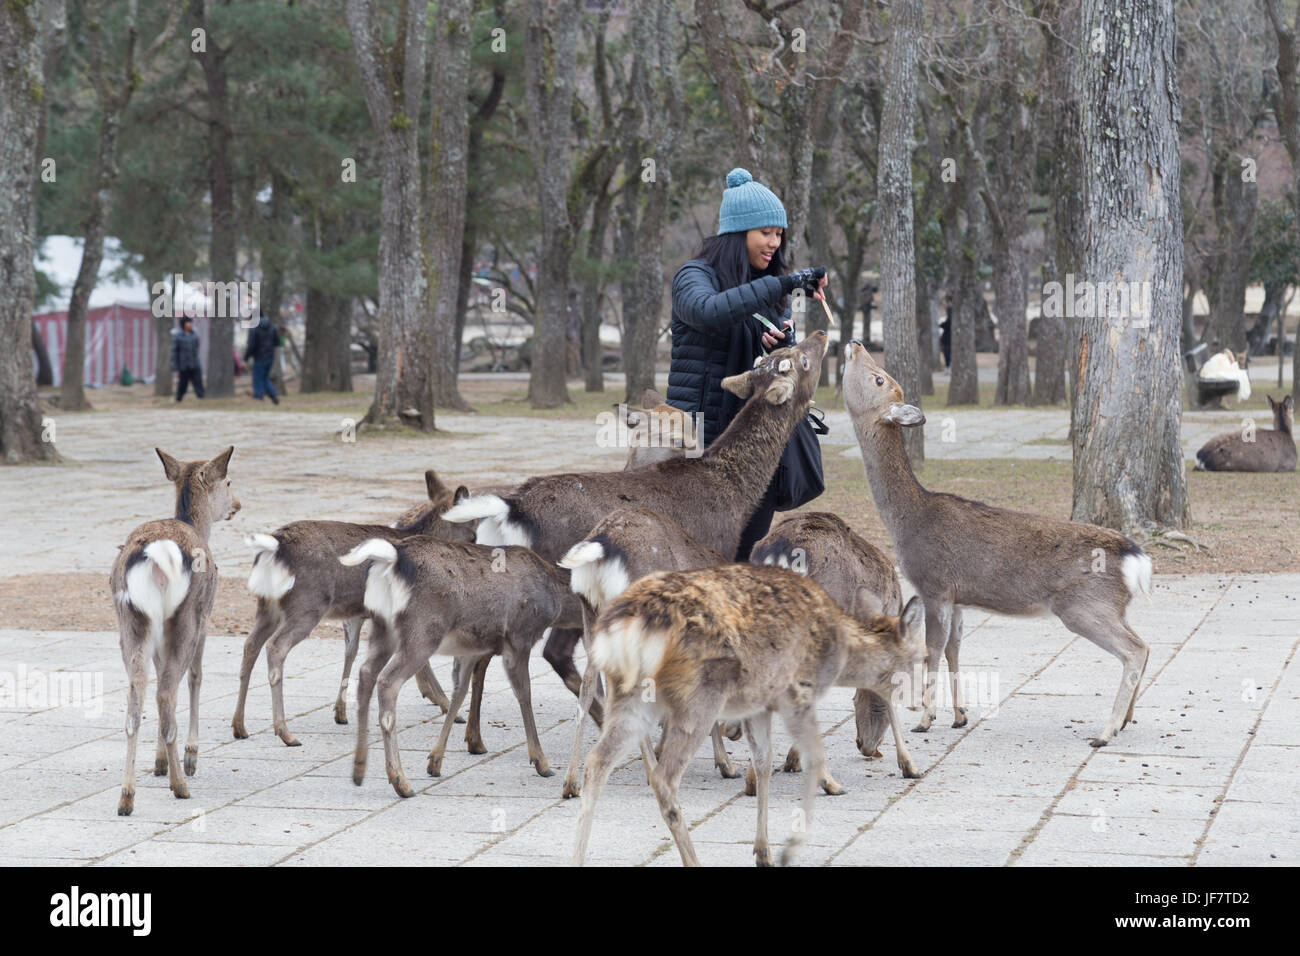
[571,563,924,867]
[842,341,1152,747]
[111,447,239,815]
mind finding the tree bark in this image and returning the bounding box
[580,178,613,393]
[345,0,434,430]
[694,0,762,175]
[0,0,58,462]
[523,0,579,408]
[1070,0,1188,531]
[302,216,352,392]
[877,0,924,465]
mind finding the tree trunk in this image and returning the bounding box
[32,322,53,387]
[0,0,57,462]
[1203,153,1258,354]
[302,215,353,392]
[189,0,236,398]
[1070,0,1188,531]
[915,260,934,395]
[523,0,578,408]
[427,0,473,410]
[877,0,923,465]
[345,0,434,430]
[942,150,983,406]
[581,179,613,393]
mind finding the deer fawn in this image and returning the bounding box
[111,447,239,815]
[571,563,924,867]
[842,342,1152,747]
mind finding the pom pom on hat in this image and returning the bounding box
[726,168,753,188]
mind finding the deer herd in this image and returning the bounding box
[107,330,1290,866]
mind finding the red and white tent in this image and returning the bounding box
[32,304,210,387]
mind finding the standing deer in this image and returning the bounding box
[571,563,924,867]
[1194,395,1296,472]
[622,388,699,469]
[111,447,239,815]
[749,511,920,782]
[841,341,1152,747]
[339,537,583,795]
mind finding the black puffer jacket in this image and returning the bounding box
[667,260,794,446]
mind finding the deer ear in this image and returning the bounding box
[156,448,182,481]
[885,403,926,427]
[453,485,470,504]
[722,371,755,398]
[1268,395,1277,410]
[900,595,925,639]
[202,446,234,481]
[640,387,664,408]
[425,470,448,501]
[764,376,795,405]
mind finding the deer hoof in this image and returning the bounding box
[453,714,466,725]
[1089,737,1110,748]
[561,779,581,799]
[352,762,366,786]
[278,731,301,747]
[117,791,134,816]
[716,762,743,780]
[743,770,757,798]
[427,755,443,777]
[782,755,802,773]
[333,702,348,725]
[153,758,167,776]
[465,736,487,755]
[392,776,414,798]
[231,719,249,739]
[184,748,198,776]
[172,782,190,800]
[754,846,773,868]
[952,710,968,728]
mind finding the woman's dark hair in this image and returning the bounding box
[694,230,789,310]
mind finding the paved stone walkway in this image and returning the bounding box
[2,574,1296,866]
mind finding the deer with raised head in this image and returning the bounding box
[841,341,1152,747]
[749,511,920,783]
[1195,395,1296,472]
[571,563,924,867]
[233,470,475,747]
[339,536,583,796]
[111,447,239,815]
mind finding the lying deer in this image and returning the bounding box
[111,447,239,815]
[749,511,919,782]
[571,563,924,867]
[557,507,742,798]
[1195,395,1296,472]
[842,342,1152,747]
[233,470,475,747]
[340,536,583,796]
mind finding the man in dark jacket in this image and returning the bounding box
[170,318,204,402]
[244,312,280,404]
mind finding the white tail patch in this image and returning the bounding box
[591,619,669,695]
[339,539,410,623]
[246,534,295,599]
[560,541,631,610]
[442,494,531,548]
[1121,551,1153,600]
[123,540,192,652]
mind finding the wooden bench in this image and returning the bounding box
[1184,343,1241,409]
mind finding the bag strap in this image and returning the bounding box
[807,405,829,435]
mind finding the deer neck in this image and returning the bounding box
[702,395,803,503]
[852,417,927,537]
[175,482,214,542]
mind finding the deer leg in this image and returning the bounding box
[427,655,479,777]
[1056,605,1150,747]
[779,705,825,867]
[744,712,774,867]
[947,607,967,727]
[184,627,206,776]
[333,618,363,725]
[153,648,168,776]
[155,630,191,800]
[502,643,552,777]
[117,633,149,816]
[545,627,601,725]
[265,611,323,746]
[464,656,490,753]
[915,602,952,732]
[233,601,278,739]
[562,653,602,798]
[572,696,644,866]
[353,618,394,786]
[711,722,742,779]
[886,696,920,779]
[414,662,454,716]
[646,720,708,868]
[782,743,802,774]
[375,644,429,798]
[853,689,889,758]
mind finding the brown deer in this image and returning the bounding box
[749,511,920,782]
[1195,395,1296,472]
[622,388,699,469]
[339,536,583,796]
[111,447,239,816]
[232,470,475,747]
[841,341,1152,747]
[571,563,924,867]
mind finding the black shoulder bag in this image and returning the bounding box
[772,405,827,511]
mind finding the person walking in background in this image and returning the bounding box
[245,311,281,405]
[170,317,205,402]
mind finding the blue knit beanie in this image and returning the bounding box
[717,168,787,235]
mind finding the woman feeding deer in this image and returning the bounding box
[667,167,830,560]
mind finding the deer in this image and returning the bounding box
[339,536,583,796]
[443,332,830,744]
[841,341,1153,747]
[622,388,699,469]
[570,563,925,867]
[1195,395,1296,472]
[111,447,239,816]
[556,507,742,798]
[749,510,920,784]
[233,470,477,747]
